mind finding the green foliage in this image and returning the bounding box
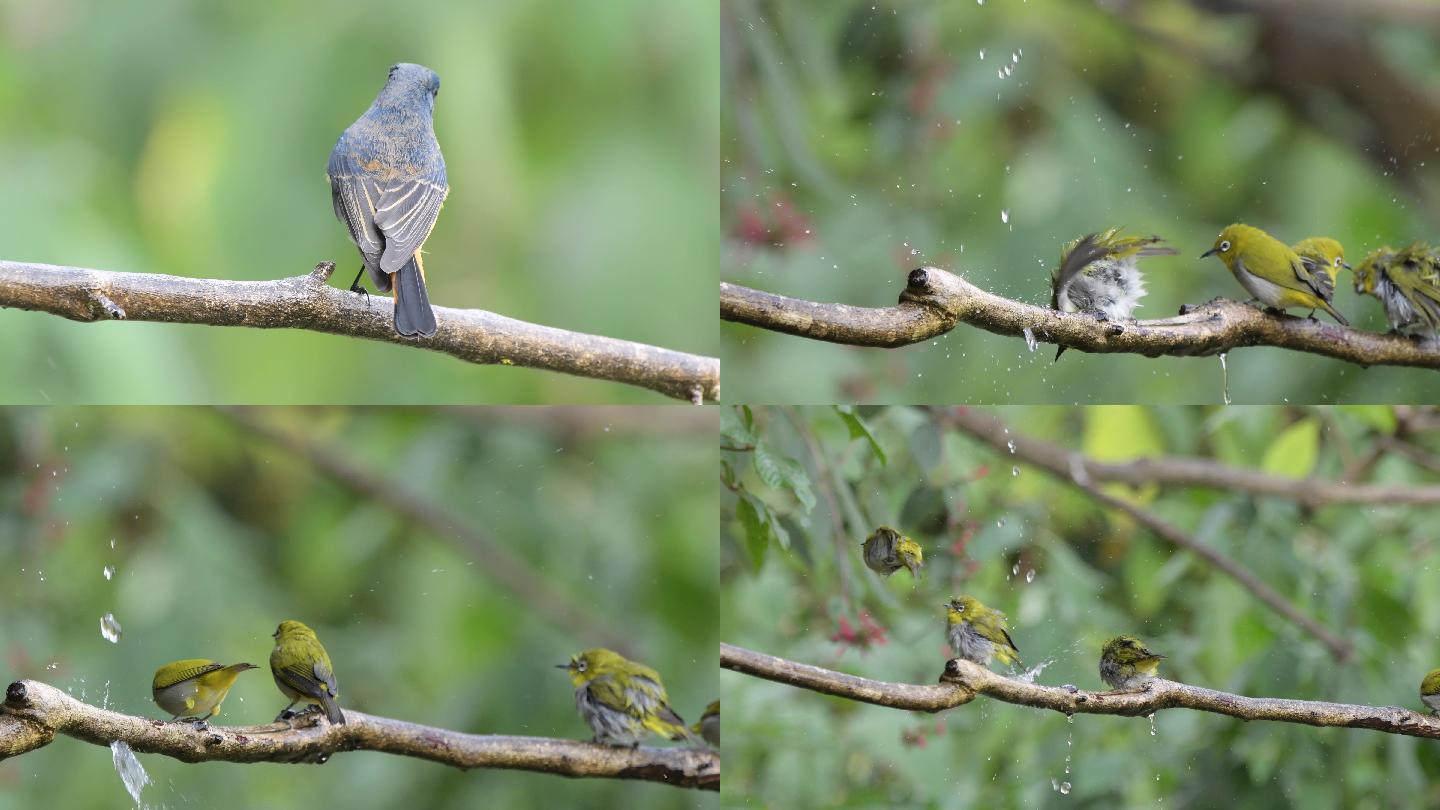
[722,0,1440,403]
[721,405,1440,808]
[0,407,716,809]
[0,0,716,404]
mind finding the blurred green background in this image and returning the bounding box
[0,0,717,404]
[721,405,1440,807]
[722,0,1440,403]
[0,406,717,809]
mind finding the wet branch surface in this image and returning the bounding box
[936,408,1354,661]
[0,260,720,402]
[721,644,1440,740]
[721,268,1440,369]
[0,680,718,789]
[944,406,1440,507]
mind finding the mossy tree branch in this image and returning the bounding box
[721,268,1440,369]
[0,680,718,790]
[0,260,720,402]
[720,644,1440,740]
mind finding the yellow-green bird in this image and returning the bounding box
[1291,236,1349,304]
[269,620,345,725]
[1201,224,1348,324]
[1421,669,1440,715]
[694,700,719,747]
[560,648,696,747]
[944,595,1022,669]
[861,526,923,579]
[1354,244,1440,338]
[151,659,256,722]
[1050,228,1177,359]
[1099,636,1166,690]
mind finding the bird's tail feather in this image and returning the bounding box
[393,254,438,338]
[318,692,346,725]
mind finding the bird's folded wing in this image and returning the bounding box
[276,663,328,698]
[155,662,224,689]
[327,149,385,262]
[374,167,449,274]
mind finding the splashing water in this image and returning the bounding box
[1006,439,1016,454]
[111,741,150,806]
[1219,353,1231,405]
[1014,657,1056,684]
[103,565,115,581]
[1148,713,1158,736]
[100,613,122,644]
[1025,569,1036,584]
[1052,779,1072,795]
[1022,327,1038,353]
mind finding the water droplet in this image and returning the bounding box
[1025,569,1036,583]
[45,662,59,671]
[100,613,122,644]
[1000,209,1010,224]
[1022,327,1037,352]
[1148,713,1157,736]
[1060,782,1071,795]
[1219,353,1231,405]
[1006,439,1016,454]
[1011,465,1020,477]
[109,538,116,550]
[102,565,114,581]
[111,740,150,805]
[979,49,987,60]
[1012,562,1021,576]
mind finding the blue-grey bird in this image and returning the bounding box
[327,63,448,338]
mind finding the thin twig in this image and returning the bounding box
[0,680,717,789]
[944,407,1440,507]
[0,260,719,402]
[936,408,1354,661]
[720,644,1440,740]
[220,407,630,652]
[721,268,1440,369]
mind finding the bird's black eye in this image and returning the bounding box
[955,603,965,612]
[576,660,587,672]
[1219,240,1231,252]
[1333,257,1342,267]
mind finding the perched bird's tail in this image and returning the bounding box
[393,253,438,338]
[317,690,346,725]
[1317,298,1349,327]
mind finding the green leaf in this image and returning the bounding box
[1261,418,1320,479]
[736,493,769,571]
[1338,405,1396,435]
[722,406,758,447]
[753,442,785,490]
[752,441,816,513]
[834,405,888,465]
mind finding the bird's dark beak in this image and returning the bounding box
[1199,248,1219,259]
[1341,261,1353,270]
[555,663,570,670]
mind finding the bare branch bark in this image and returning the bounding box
[0,680,717,790]
[221,407,632,653]
[0,260,719,402]
[945,406,1440,506]
[935,407,1354,661]
[720,644,1440,740]
[721,268,1440,369]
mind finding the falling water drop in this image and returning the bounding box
[103,565,115,581]
[1148,713,1157,736]
[1006,439,1016,454]
[1011,466,1020,477]
[1025,569,1036,584]
[1219,353,1231,405]
[1000,209,1010,224]
[110,740,150,805]
[100,613,122,644]
[1022,327,1038,353]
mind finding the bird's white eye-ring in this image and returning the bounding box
[1333,256,1343,267]
[576,660,587,672]
[1219,240,1231,252]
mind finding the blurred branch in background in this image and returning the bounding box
[720,644,1440,740]
[0,261,720,403]
[221,407,631,653]
[935,407,1354,660]
[437,406,716,439]
[945,406,1440,506]
[0,681,718,790]
[721,269,1440,369]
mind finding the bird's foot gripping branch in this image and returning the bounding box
[720,644,1440,740]
[0,680,719,790]
[0,260,720,401]
[720,267,1440,369]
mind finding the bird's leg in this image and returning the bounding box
[190,718,210,731]
[275,701,299,723]
[348,266,370,304]
[1084,308,1109,322]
